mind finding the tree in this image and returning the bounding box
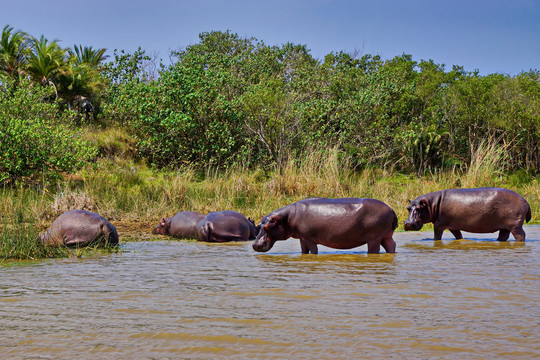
[0,25,28,82]
[58,45,108,113]
[26,35,66,97]
[242,77,303,170]
[69,45,108,68]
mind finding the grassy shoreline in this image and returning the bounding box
[1,151,538,259]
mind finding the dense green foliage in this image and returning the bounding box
[0,76,97,183]
[103,31,539,174]
[2,26,539,180]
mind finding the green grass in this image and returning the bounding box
[0,223,69,262]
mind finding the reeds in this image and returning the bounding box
[0,223,69,262]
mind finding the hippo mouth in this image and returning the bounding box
[252,235,275,252]
[404,221,423,231]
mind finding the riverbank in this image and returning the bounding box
[1,152,537,259]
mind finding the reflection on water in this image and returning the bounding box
[1,227,539,359]
[404,238,529,252]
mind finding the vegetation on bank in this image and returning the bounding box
[0,25,538,260]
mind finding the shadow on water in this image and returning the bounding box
[399,225,539,253]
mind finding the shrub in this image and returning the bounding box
[0,76,97,184]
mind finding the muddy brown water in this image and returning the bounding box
[1,226,539,359]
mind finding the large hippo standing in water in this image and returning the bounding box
[153,211,205,239]
[252,198,398,254]
[40,210,119,247]
[404,187,532,241]
[195,210,258,242]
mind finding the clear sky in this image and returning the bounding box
[2,0,538,75]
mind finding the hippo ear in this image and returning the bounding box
[160,218,166,226]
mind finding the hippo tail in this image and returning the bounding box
[526,204,532,223]
[392,210,398,230]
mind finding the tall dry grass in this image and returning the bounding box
[461,137,509,188]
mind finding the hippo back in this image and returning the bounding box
[438,187,531,231]
[168,211,205,238]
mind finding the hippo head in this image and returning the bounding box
[152,218,169,235]
[38,231,49,244]
[404,198,430,231]
[252,213,289,252]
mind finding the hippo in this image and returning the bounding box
[153,211,205,238]
[404,187,532,241]
[252,197,398,254]
[195,210,258,242]
[39,210,119,247]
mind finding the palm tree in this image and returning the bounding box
[0,25,29,81]
[59,45,108,113]
[26,35,66,96]
[69,45,108,67]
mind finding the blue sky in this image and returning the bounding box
[2,0,538,75]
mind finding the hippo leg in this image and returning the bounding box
[367,242,381,254]
[510,227,526,242]
[381,233,396,253]
[450,230,463,240]
[433,226,445,240]
[300,239,318,254]
[497,229,510,242]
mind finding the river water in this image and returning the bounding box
[1,226,539,359]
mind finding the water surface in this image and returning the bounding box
[1,227,539,359]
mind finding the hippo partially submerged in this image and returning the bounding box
[153,211,205,239]
[404,187,532,241]
[195,210,258,242]
[252,197,398,254]
[40,210,119,247]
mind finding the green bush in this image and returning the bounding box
[100,31,539,174]
[0,76,97,184]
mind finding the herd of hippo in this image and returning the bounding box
[39,187,533,254]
